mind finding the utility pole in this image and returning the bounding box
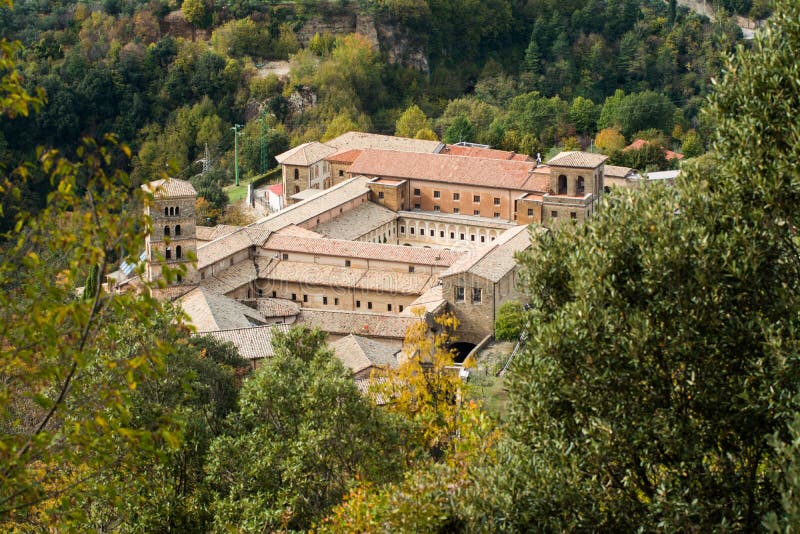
[231,123,243,186]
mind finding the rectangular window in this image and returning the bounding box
[474,210,480,216]
[414,203,421,210]
[434,205,440,212]
[335,297,339,305]
[282,253,289,260]
[453,193,460,200]
[410,227,415,235]
[440,231,445,237]
[258,289,263,297]
[450,232,455,239]
[409,266,415,273]
[527,208,534,216]
[414,188,421,196]
[400,226,405,234]
[399,305,404,312]
[551,211,558,218]
[470,234,476,241]
[323,296,328,305]
[473,195,480,203]
[460,233,465,240]
[387,304,392,312]
[378,191,384,199]
[480,235,485,243]
[291,293,297,301]
[338,169,344,176]
[455,286,465,301]
[356,300,361,308]
[472,287,482,303]
[494,212,500,218]
[571,212,577,220]
[494,197,501,205]
[368,302,373,310]
[433,190,440,198]
[345,260,351,267]
[303,294,308,303]
[453,208,460,214]
[272,291,277,298]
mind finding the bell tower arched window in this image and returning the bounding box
[164,207,169,217]
[176,245,182,259]
[294,168,299,180]
[558,175,567,195]
[175,206,180,216]
[164,226,170,237]
[175,224,181,236]
[165,248,171,260]
[577,176,585,195]
[168,207,174,216]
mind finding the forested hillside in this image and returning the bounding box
[0,0,743,229]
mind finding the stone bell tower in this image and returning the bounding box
[142,178,198,284]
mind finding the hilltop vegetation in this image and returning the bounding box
[0,0,742,229]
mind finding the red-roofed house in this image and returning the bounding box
[624,138,684,161]
[265,183,283,211]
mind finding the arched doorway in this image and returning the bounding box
[449,342,477,364]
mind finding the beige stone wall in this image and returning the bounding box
[258,280,417,314]
[542,196,593,228]
[367,181,406,211]
[441,274,496,343]
[283,164,310,203]
[354,220,398,244]
[516,198,542,226]
[146,195,198,284]
[406,180,522,221]
[397,217,505,248]
[549,164,603,197]
[263,243,445,274]
[330,162,351,186]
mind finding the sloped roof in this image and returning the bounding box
[266,183,283,195]
[603,165,634,178]
[197,226,270,269]
[440,225,534,283]
[347,150,547,192]
[275,141,335,166]
[274,224,323,238]
[403,285,447,315]
[325,149,363,164]
[178,287,267,332]
[547,151,608,168]
[438,144,533,161]
[261,261,431,294]
[264,233,463,267]
[198,259,258,295]
[313,201,397,241]
[297,308,420,339]
[623,139,685,161]
[253,298,301,317]
[325,131,442,154]
[330,334,400,375]
[202,323,292,361]
[142,178,197,198]
[195,224,242,242]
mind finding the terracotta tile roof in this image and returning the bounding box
[325,149,363,163]
[142,178,197,198]
[547,151,608,168]
[665,149,684,160]
[440,225,535,283]
[297,308,421,339]
[275,141,335,166]
[347,149,546,192]
[438,145,533,161]
[266,183,283,195]
[623,139,685,160]
[313,202,397,241]
[264,233,463,267]
[325,131,442,154]
[201,323,292,361]
[403,285,447,315]
[330,334,401,375]
[603,165,634,178]
[178,287,267,332]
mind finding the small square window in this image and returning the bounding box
[470,234,476,241]
[453,208,460,214]
[480,235,485,243]
[450,232,455,239]
[571,212,577,220]
[368,302,373,310]
[356,300,361,308]
[551,211,558,218]
[387,304,393,311]
[460,233,465,240]
[345,260,351,267]
[433,190,440,198]
[282,253,289,260]
[414,188,421,196]
[453,193,460,200]
[455,286,465,301]
[414,203,421,210]
[409,266,415,273]
[338,169,344,176]
[527,208,534,216]
[399,305,404,312]
[400,226,405,234]
[472,287,482,303]
[291,293,297,301]
[434,205,440,212]
[494,197,500,205]
[323,296,328,305]
[494,212,500,218]
[440,231,445,237]
[473,210,480,216]
[473,195,480,203]
[410,227,415,235]
[378,191,385,199]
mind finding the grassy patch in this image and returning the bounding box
[224,179,251,204]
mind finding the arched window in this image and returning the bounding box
[164,207,169,217]
[165,248,171,260]
[175,224,181,236]
[164,226,170,237]
[294,185,300,193]
[168,207,174,216]
[558,175,568,195]
[577,176,585,195]
[294,168,299,180]
[176,245,182,259]
[175,206,180,216]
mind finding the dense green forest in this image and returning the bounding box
[6,0,800,531]
[0,0,745,230]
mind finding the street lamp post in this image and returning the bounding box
[231,123,243,186]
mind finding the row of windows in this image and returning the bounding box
[164,206,181,217]
[283,292,405,313]
[455,286,482,303]
[400,225,495,243]
[549,211,578,219]
[163,225,182,237]
[164,246,183,260]
[414,189,501,205]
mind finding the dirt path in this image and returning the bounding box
[674,0,759,38]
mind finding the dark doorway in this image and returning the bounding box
[450,342,477,364]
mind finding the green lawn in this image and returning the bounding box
[224,179,252,204]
